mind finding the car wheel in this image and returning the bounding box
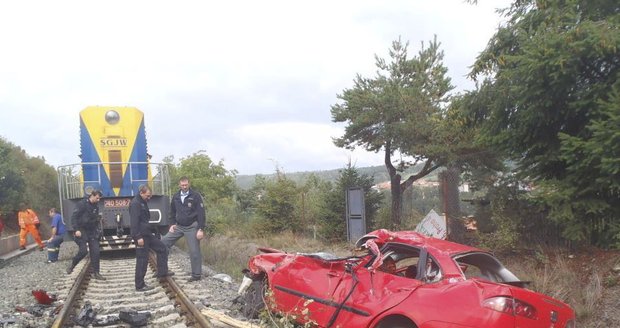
[376,318,417,328]
[242,279,266,319]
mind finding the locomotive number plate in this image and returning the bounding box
[103,198,131,208]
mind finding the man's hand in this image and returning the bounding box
[196,229,204,240]
[137,238,144,247]
[169,225,176,233]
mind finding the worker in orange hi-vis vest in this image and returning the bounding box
[17,203,45,251]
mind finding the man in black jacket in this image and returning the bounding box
[162,177,206,282]
[67,190,105,280]
[130,184,173,291]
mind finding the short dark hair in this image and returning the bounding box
[49,208,59,214]
[179,176,190,182]
[90,190,103,197]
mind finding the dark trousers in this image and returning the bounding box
[71,230,101,273]
[135,234,169,289]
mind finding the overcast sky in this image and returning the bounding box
[0,0,509,175]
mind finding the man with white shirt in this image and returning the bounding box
[162,177,206,282]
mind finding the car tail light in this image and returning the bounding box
[482,296,537,320]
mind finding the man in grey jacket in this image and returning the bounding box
[162,177,206,281]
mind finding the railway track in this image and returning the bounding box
[49,251,256,327]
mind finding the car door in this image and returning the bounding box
[269,254,361,327]
[326,246,426,327]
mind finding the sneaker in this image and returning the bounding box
[188,276,202,282]
[136,285,154,292]
[39,247,45,251]
[19,246,26,251]
[93,273,106,280]
[66,264,74,274]
[156,271,175,278]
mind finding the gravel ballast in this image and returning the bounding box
[0,242,247,327]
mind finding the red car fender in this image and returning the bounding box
[247,253,287,277]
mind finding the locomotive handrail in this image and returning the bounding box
[57,162,172,199]
[57,162,172,234]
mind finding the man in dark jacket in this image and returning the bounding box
[67,190,105,280]
[162,176,206,282]
[130,184,173,291]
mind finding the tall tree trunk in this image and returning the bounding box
[384,142,403,227]
[440,165,465,243]
[384,141,443,229]
[390,173,402,227]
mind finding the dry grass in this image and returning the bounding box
[504,251,604,321]
[202,231,353,280]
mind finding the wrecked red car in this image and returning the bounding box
[241,229,576,328]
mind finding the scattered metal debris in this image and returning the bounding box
[74,301,96,327]
[119,308,151,327]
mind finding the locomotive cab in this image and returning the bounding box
[57,106,171,250]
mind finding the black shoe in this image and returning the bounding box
[39,247,45,251]
[157,271,175,278]
[188,276,201,282]
[93,273,106,280]
[136,285,154,292]
[19,246,26,251]
[66,264,74,274]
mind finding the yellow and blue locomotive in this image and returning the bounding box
[57,106,171,249]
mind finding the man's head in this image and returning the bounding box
[179,177,190,193]
[381,256,397,274]
[88,190,103,204]
[49,208,58,216]
[139,184,152,201]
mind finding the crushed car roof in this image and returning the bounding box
[356,229,488,257]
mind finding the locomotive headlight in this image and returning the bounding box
[105,110,120,125]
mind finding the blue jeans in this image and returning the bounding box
[47,235,64,262]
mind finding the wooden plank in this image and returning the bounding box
[201,308,261,328]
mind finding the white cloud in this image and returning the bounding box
[0,0,510,175]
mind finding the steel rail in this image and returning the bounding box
[149,252,214,328]
[51,258,91,328]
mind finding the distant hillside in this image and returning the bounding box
[235,163,439,189]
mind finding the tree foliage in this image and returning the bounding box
[318,163,384,242]
[172,151,238,204]
[254,170,301,234]
[331,37,455,227]
[0,137,58,226]
[0,138,25,211]
[469,0,619,246]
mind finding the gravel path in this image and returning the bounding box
[0,242,247,327]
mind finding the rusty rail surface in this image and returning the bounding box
[148,252,215,328]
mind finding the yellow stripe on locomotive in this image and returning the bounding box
[80,106,151,197]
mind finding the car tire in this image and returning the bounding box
[242,279,266,319]
[376,318,417,328]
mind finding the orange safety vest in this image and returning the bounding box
[18,209,39,226]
